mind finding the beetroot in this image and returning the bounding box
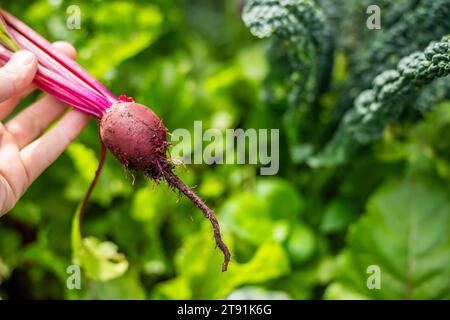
[99,102,230,271]
[0,9,231,271]
[100,102,169,173]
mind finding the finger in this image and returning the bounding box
[52,41,77,60]
[3,42,78,147]
[0,95,22,121]
[0,125,27,210]
[5,96,68,149]
[0,85,39,121]
[0,51,37,103]
[0,42,77,121]
[20,109,90,183]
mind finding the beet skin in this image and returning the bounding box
[100,102,169,176]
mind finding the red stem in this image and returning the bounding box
[0,43,103,118]
[9,28,110,113]
[0,8,118,104]
[78,140,107,234]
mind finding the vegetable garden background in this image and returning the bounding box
[0,0,449,300]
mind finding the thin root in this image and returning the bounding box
[160,169,231,272]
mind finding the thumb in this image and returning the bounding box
[0,50,37,103]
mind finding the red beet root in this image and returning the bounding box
[100,102,231,272]
[100,103,169,174]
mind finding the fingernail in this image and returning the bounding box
[10,51,35,66]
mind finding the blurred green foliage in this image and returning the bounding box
[0,0,449,300]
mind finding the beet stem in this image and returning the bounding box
[162,170,231,272]
[78,140,107,234]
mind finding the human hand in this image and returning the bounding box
[0,42,90,216]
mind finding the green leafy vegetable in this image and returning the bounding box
[311,36,450,167]
[326,177,450,299]
[242,0,330,148]
[352,0,450,88]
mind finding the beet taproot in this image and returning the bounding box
[100,102,169,174]
[99,102,231,271]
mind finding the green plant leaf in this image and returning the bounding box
[71,206,128,282]
[79,3,163,78]
[285,223,316,264]
[152,224,290,299]
[326,177,450,299]
[221,178,304,246]
[320,199,359,234]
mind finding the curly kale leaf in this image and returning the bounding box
[243,0,329,108]
[243,0,326,45]
[310,36,450,167]
[413,78,450,114]
[243,0,330,158]
[352,0,450,89]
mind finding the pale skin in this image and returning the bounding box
[0,42,90,216]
